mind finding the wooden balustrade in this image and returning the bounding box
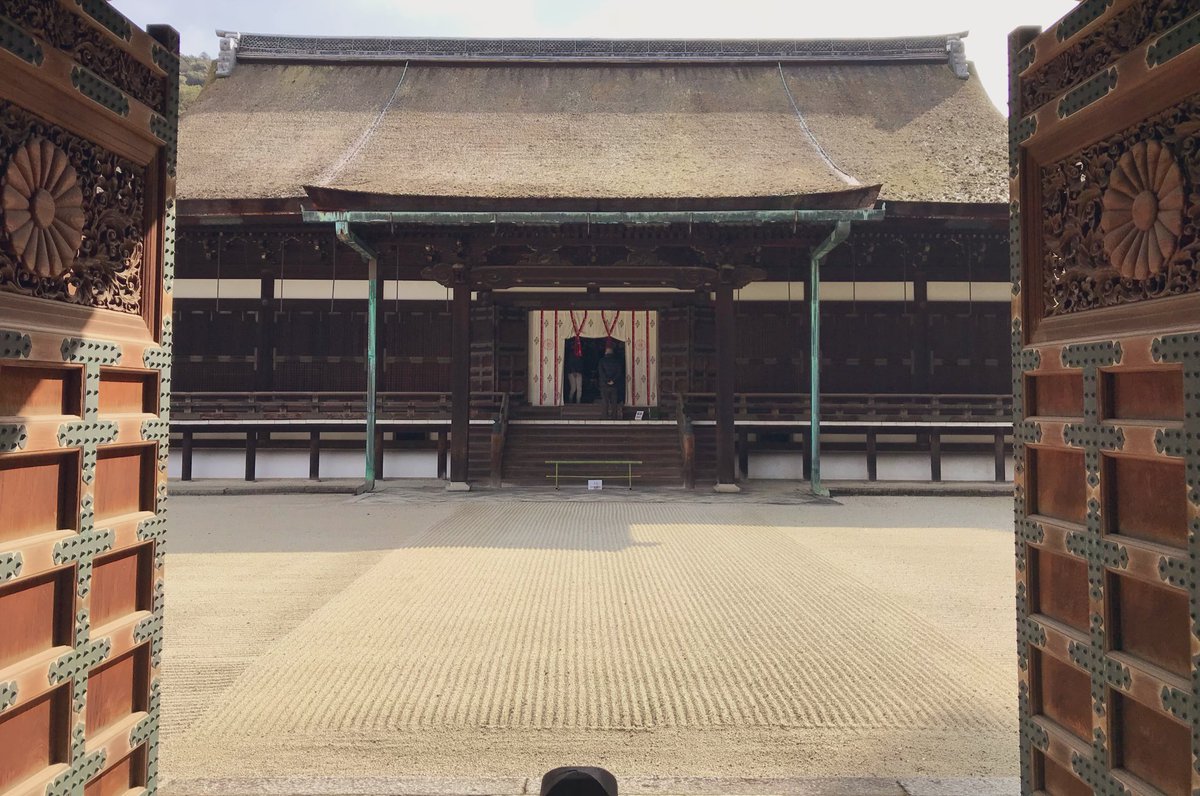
[171,391,1012,484]
[172,391,512,421]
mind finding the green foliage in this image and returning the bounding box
[178,54,212,115]
[180,53,210,86]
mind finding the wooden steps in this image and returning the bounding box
[502,423,685,486]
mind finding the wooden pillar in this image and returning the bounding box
[375,429,385,480]
[930,431,942,482]
[436,429,448,480]
[800,429,811,480]
[911,268,929,393]
[309,430,320,480]
[994,430,1007,482]
[181,430,193,481]
[449,272,471,487]
[737,429,749,481]
[244,430,257,481]
[714,278,737,489]
[255,270,274,391]
[866,430,878,482]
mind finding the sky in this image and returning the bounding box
[111,0,1075,113]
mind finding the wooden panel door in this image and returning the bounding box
[1011,3,1200,794]
[0,4,177,795]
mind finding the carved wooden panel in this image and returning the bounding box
[1012,4,1200,793]
[1,101,148,313]
[0,4,176,796]
[1040,97,1198,317]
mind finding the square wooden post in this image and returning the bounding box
[994,430,1006,482]
[245,430,257,481]
[449,271,471,489]
[181,429,193,481]
[437,429,448,479]
[714,278,738,491]
[737,429,749,481]
[309,430,321,480]
[866,430,878,481]
[930,431,942,482]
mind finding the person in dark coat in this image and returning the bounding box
[597,345,622,419]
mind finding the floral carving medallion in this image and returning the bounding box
[1040,94,1199,317]
[0,101,145,313]
[2,138,85,278]
[1100,140,1184,280]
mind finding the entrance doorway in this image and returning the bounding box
[529,310,658,407]
[563,337,626,405]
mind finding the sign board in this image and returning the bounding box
[634,410,645,420]
[588,479,603,490]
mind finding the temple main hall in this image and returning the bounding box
[172,31,1010,490]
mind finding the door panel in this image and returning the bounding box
[0,3,177,794]
[1011,3,1200,793]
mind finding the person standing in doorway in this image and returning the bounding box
[598,344,622,419]
[565,344,584,403]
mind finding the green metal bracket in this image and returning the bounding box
[334,221,380,493]
[809,221,851,498]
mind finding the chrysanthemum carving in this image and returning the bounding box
[1101,140,1185,280]
[2,138,85,278]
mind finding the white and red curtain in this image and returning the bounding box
[528,310,659,407]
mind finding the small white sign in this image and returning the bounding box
[588,479,603,490]
[634,410,645,420]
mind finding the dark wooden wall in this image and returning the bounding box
[171,296,1010,396]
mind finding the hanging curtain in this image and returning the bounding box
[528,310,658,407]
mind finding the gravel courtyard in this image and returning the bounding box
[159,493,1017,789]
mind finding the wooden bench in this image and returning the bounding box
[546,460,642,490]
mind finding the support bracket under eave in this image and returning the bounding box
[335,221,380,493]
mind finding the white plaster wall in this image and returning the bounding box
[172,448,1012,482]
[169,450,437,480]
[748,451,1014,482]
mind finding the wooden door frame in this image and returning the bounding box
[1011,3,1200,793]
[0,4,178,794]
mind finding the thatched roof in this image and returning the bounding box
[176,35,1006,208]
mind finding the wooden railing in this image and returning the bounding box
[174,391,1010,424]
[173,391,514,422]
[676,393,1013,423]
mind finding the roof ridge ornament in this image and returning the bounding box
[216,30,240,77]
[214,32,969,67]
[947,34,969,79]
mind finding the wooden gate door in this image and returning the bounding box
[0,4,177,795]
[1012,3,1200,794]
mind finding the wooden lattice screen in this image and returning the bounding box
[0,3,177,794]
[1011,2,1200,793]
